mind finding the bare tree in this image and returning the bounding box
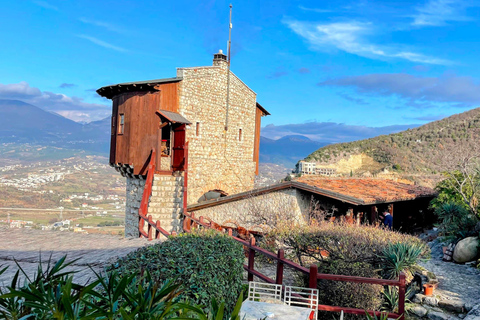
[439,144,480,217]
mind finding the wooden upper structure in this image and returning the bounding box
[97,61,269,177]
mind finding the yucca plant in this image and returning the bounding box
[379,242,425,280]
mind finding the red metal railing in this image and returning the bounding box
[183,212,405,320]
[138,149,172,240]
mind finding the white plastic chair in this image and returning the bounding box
[247,281,283,304]
[284,285,319,319]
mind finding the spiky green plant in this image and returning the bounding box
[379,242,425,280]
[365,311,401,320]
[0,255,208,320]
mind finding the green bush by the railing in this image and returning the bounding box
[110,229,244,318]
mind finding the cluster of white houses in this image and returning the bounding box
[295,160,337,176]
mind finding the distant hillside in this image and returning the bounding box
[0,99,82,141]
[0,99,109,154]
[305,108,480,179]
[260,135,327,168]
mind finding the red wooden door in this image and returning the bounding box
[172,124,186,171]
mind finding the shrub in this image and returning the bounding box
[434,202,478,242]
[268,223,429,266]
[109,229,244,317]
[312,260,383,319]
[264,223,429,319]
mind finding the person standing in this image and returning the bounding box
[383,210,393,230]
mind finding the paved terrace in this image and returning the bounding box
[0,228,160,286]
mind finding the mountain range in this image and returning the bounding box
[0,99,109,153]
[0,99,326,167]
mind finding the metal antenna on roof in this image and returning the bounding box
[225,4,232,132]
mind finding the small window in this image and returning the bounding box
[239,128,242,141]
[196,122,200,136]
[118,114,124,134]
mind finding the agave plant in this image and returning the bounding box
[379,242,425,280]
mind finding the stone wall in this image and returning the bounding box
[177,59,257,205]
[125,176,145,238]
[189,189,311,229]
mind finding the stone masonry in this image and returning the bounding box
[146,174,184,234]
[125,174,183,237]
[177,56,257,205]
[125,176,145,238]
[190,189,310,229]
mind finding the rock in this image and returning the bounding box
[439,299,466,313]
[464,303,480,320]
[411,306,428,317]
[425,296,439,307]
[458,314,466,319]
[464,303,474,312]
[428,311,449,320]
[414,293,426,303]
[453,237,480,263]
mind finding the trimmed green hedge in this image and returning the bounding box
[109,229,244,316]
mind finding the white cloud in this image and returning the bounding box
[0,81,109,122]
[298,5,332,13]
[79,18,126,34]
[77,35,127,52]
[412,0,475,26]
[320,73,480,105]
[283,19,452,65]
[32,0,58,11]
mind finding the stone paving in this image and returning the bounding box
[0,228,161,286]
[418,239,480,308]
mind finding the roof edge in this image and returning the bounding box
[256,102,271,116]
[96,77,183,99]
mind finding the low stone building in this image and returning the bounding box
[187,177,437,232]
[97,51,270,237]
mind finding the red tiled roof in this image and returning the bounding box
[296,177,436,205]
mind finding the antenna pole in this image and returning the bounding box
[225,4,232,132]
[227,4,232,63]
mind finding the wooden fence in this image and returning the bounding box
[183,212,405,320]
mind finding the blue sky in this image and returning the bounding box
[1,0,480,139]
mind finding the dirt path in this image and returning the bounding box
[0,227,160,285]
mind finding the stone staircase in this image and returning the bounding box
[145,174,184,233]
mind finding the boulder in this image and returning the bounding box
[411,306,428,317]
[424,296,439,307]
[453,237,480,263]
[413,293,426,303]
[438,299,465,313]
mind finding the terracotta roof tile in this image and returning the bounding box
[296,177,436,205]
